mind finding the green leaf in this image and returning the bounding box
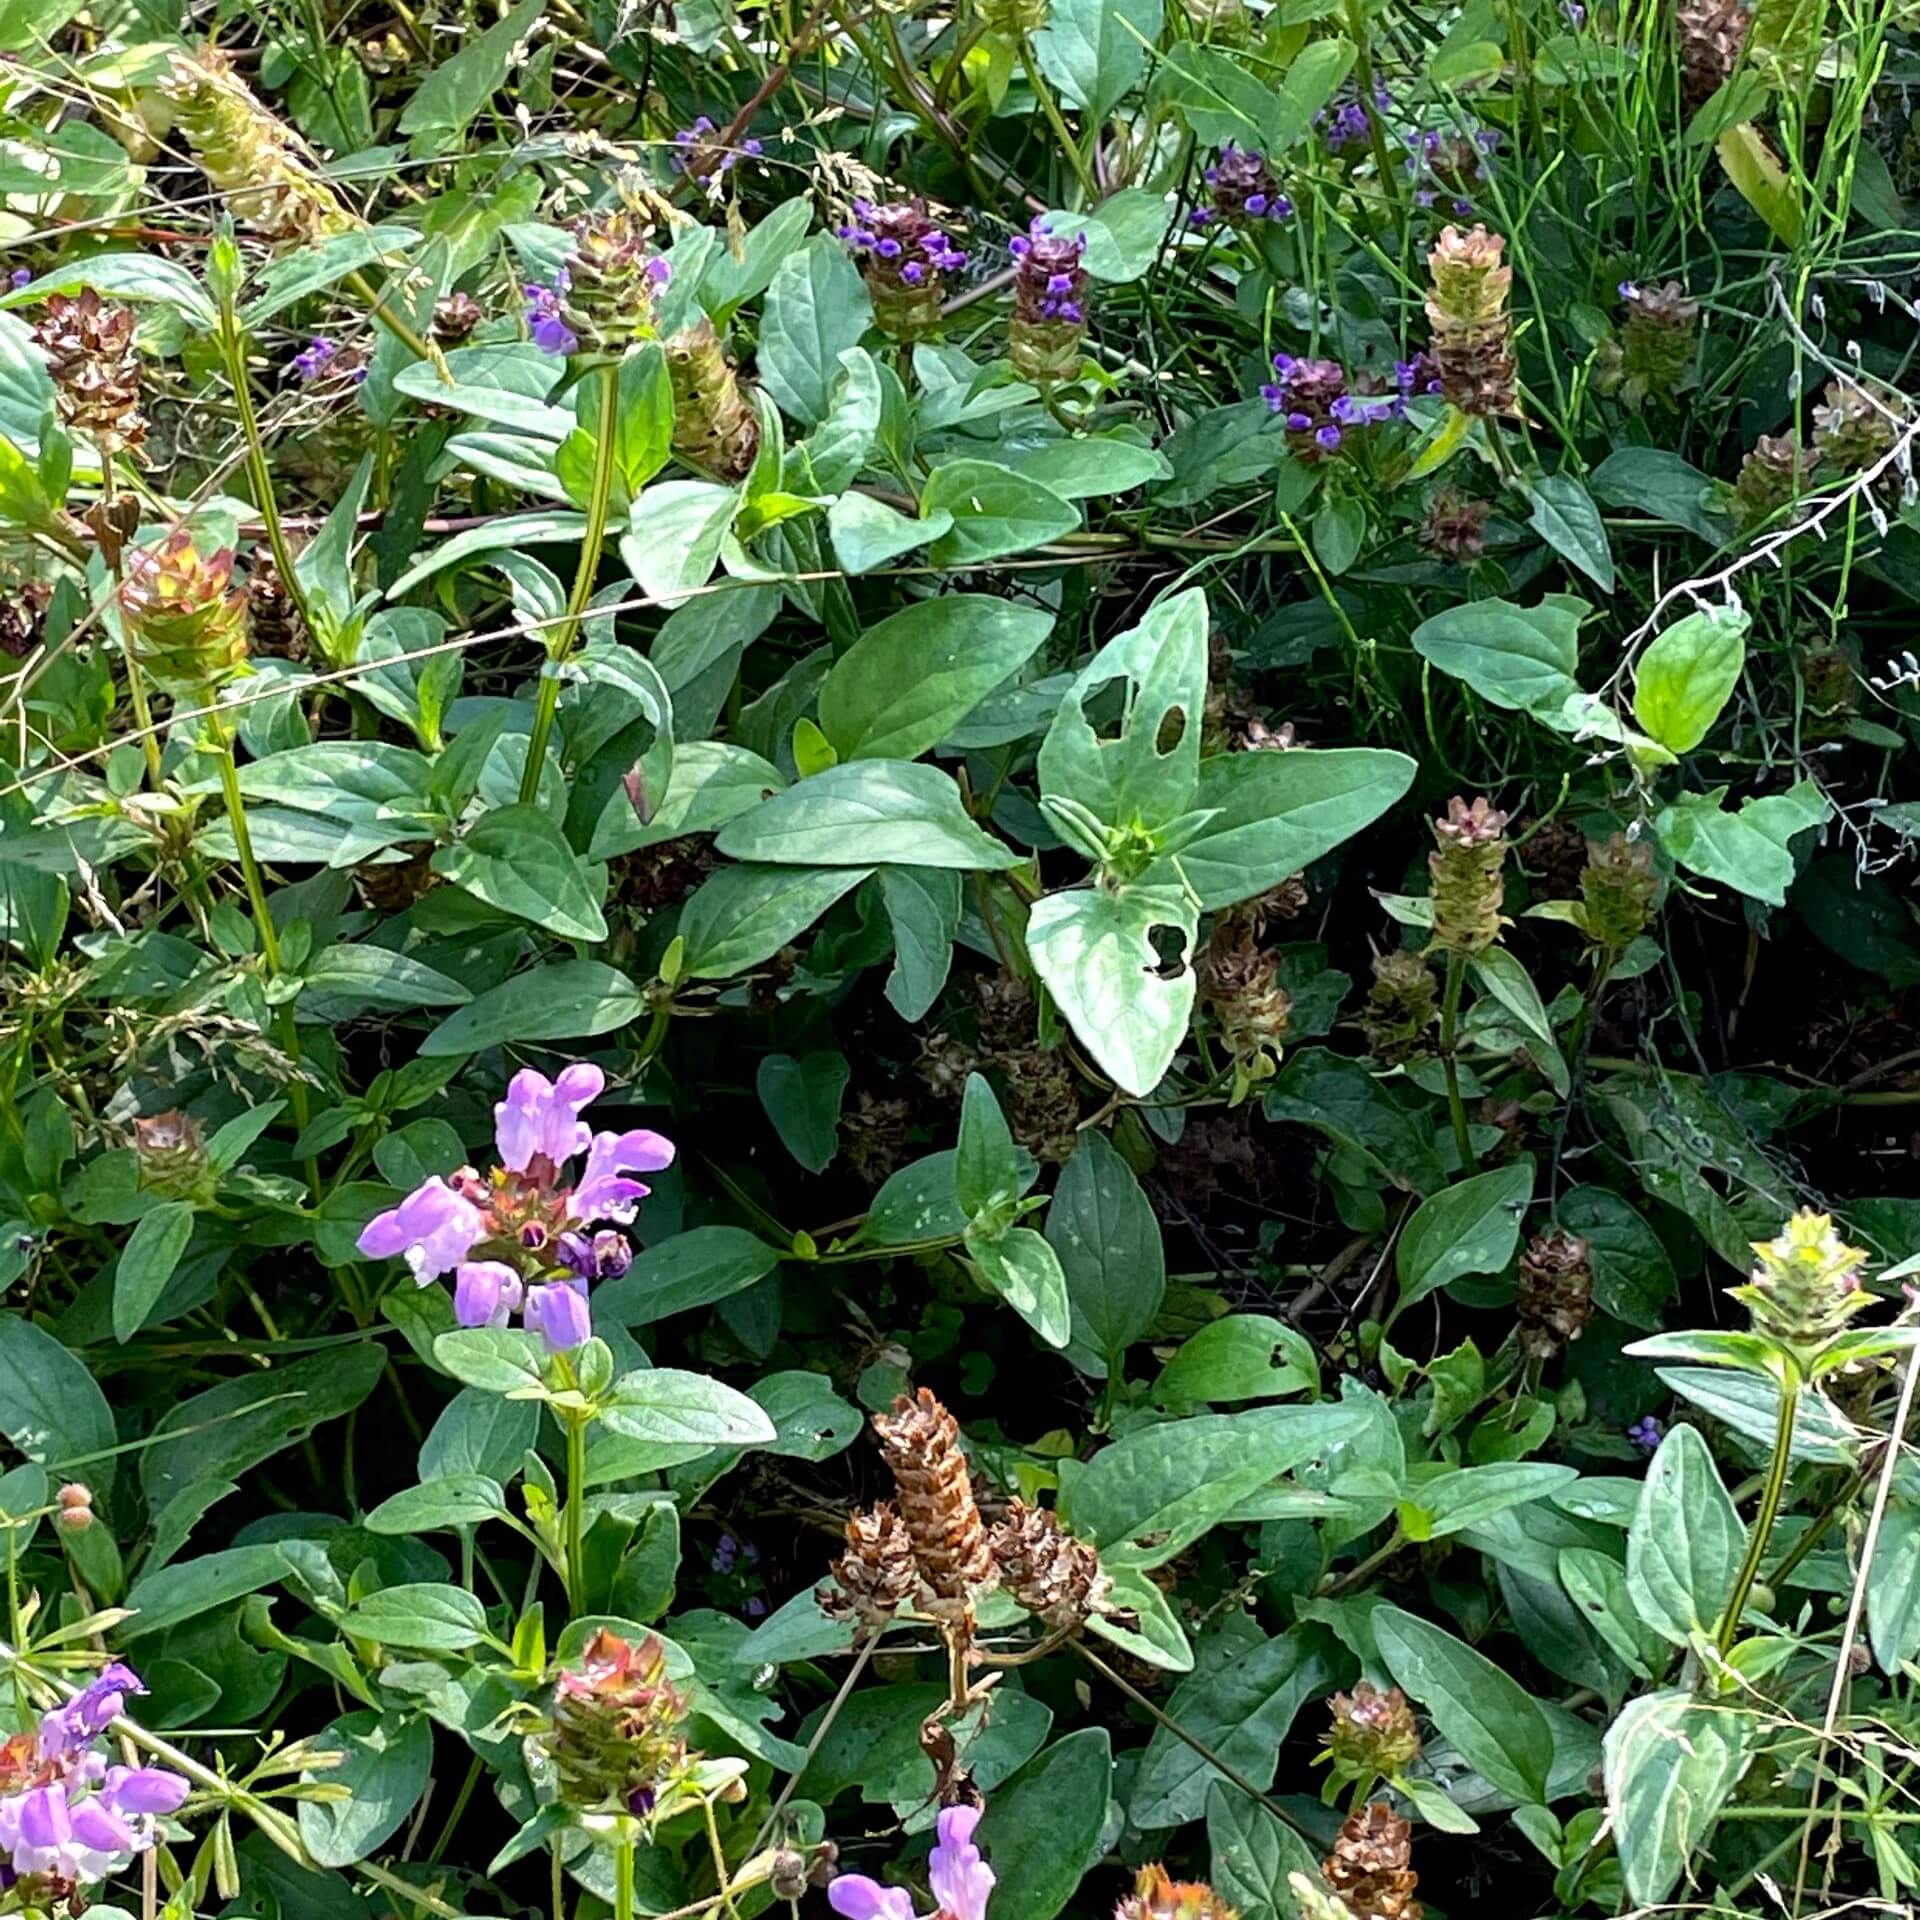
[1040,190,1172,283]
[1716,121,1802,243]
[1656,1367,1856,1466]
[1207,1782,1324,1920]
[982,1730,1113,1920]
[1395,1161,1534,1312]
[1058,1403,1362,1566]
[923,460,1081,565]
[300,945,474,1020]
[432,803,606,941]
[1556,1186,1675,1330]
[338,1582,492,1651]
[1604,1690,1753,1905]
[957,1074,1024,1217]
[420,1389,540,1482]
[1633,602,1750,753]
[0,1315,118,1491]
[1867,1506,1920,1675]
[1412,596,1584,719]
[677,863,871,976]
[1047,1131,1166,1377]
[1373,1604,1554,1804]
[399,0,546,147]
[611,343,677,502]
[393,345,572,440]
[757,1052,849,1173]
[1591,448,1727,542]
[242,226,421,327]
[385,509,586,598]
[967,1226,1072,1349]
[1265,1050,1447,1194]
[876,866,961,1021]
[1156,1314,1316,1405]
[1027,882,1197,1097]
[716,762,1019,870]
[1527,473,1615,591]
[1176,749,1415,911]
[618,480,737,607]
[757,236,873,426]
[1626,1423,1744,1647]
[113,1201,195,1344]
[1405,1462,1578,1541]
[363,1474,510,1534]
[1035,0,1163,119]
[747,1370,863,1461]
[787,347,882,495]
[593,1227,783,1325]
[827,493,954,572]
[1559,1546,1663,1678]
[433,1328,549,1394]
[1468,948,1567,1095]
[1150,45,1274,149]
[1655,779,1829,907]
[696,196,815,320]
[3,253,215,330]
[421,959,647,1056]
[1091,1563,1194,1671]
[1132,1622,1344,1827]
[599,1369,778,1448]
[817,595,1054,762]
[298,1711,434,1868]
[121,1544,291,1639]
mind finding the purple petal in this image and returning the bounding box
[571,1127,675,1224]
[453,1261,524,1329]
[357,1179,485,1282]
[525,1280,591,1353]
[827,1876,917,1920]
[102,1768,189,1818]
[930,1805,994,1920]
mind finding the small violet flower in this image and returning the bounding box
[359,1064,674,1354]
[829,1804,996,1920]
[525,270,577,356]
[1627,1414,1664,1451]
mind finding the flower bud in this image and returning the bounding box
[771,1848,809,1899]
[118,529,250,694]
[1423,224,1517,417]
[57,1483,94,1532]
[1427,795,1509,954]
[1418,486,1491,562]
[533,211,671,358]
[133,1109,211,1198]
[1321,1682,1420,1792]
[1731,1210,1872,1351]
[1595,280,1700,410]
[1812,377,1899,472]
[1579,832,1656,951]
[1361,949,1438,1063]
[545,1629,691,1814]
[1732,433,1819,527]
[1200,145,1292,227]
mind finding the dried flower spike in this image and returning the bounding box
[988,1500,1110,1631]
[1323,1803,1421,1920]
[820,1502,919,1627]
[1676,0,1751,107]
[1812,377,1899,472]
[1419,486,1491,561]
[1596,280,1700,409]
[1361,949,1438,1063]
[1423,224,1517,418]
[33,292,145,456]
[872,1388,997,1616]
[1516,1229,1595,1360]
[1427,796,1509,954]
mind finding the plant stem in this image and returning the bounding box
[1716,1372,1800,1656]
[218,320,318,647]
[100,460,163,787]
[345,267,440,368]
[212,725,282,975]
[1018,37,1097,202]
[1439,948,1475,1172]
[615,1829,637,1920]
[564,1410,590,1617]
[521,358,619,805]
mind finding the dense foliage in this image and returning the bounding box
[4,0,1920,1916]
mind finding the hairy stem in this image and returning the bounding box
[1716,1372,1800,1656]
[1440,948,1475,1172]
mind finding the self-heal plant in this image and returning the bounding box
[356,1061,673,1354]
[0,1664,189,1908]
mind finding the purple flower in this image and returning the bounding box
[495,1063,604,1174]
[572,1127,676,1223]
[1628,1414,1664,1451]
[453,1261,524,1328]
[743,1595,767,1618]
[292,338,338,381]
[525,1279,591,1353]
[558,1228,634,1282]
[39,1665,145,1759]
[929,1804,994,1920]
[829,1877,917,1920]
[1618,280,1641,302]
[1316,425,1343,451]
[1562,1,1586,22]
[524,273,576,356]
[357,1177,485,1282]
[9,267,31,290]
[100,1768,189,1819]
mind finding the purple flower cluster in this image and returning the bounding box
[357,1064,673,1354]
[524,269,577,356]
[671,116,764,184]
[290,337,367,385]
[1260,352,1442,455]
[838,200,967,288]
[1321,83,1394,153]
[1194,144,1294,228]
[0,1665,189,1894]
[1405,127,1499,216]
[1627,1414,1664,1451]
[829,1803,995,1920]
[1010,218,1088,327]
